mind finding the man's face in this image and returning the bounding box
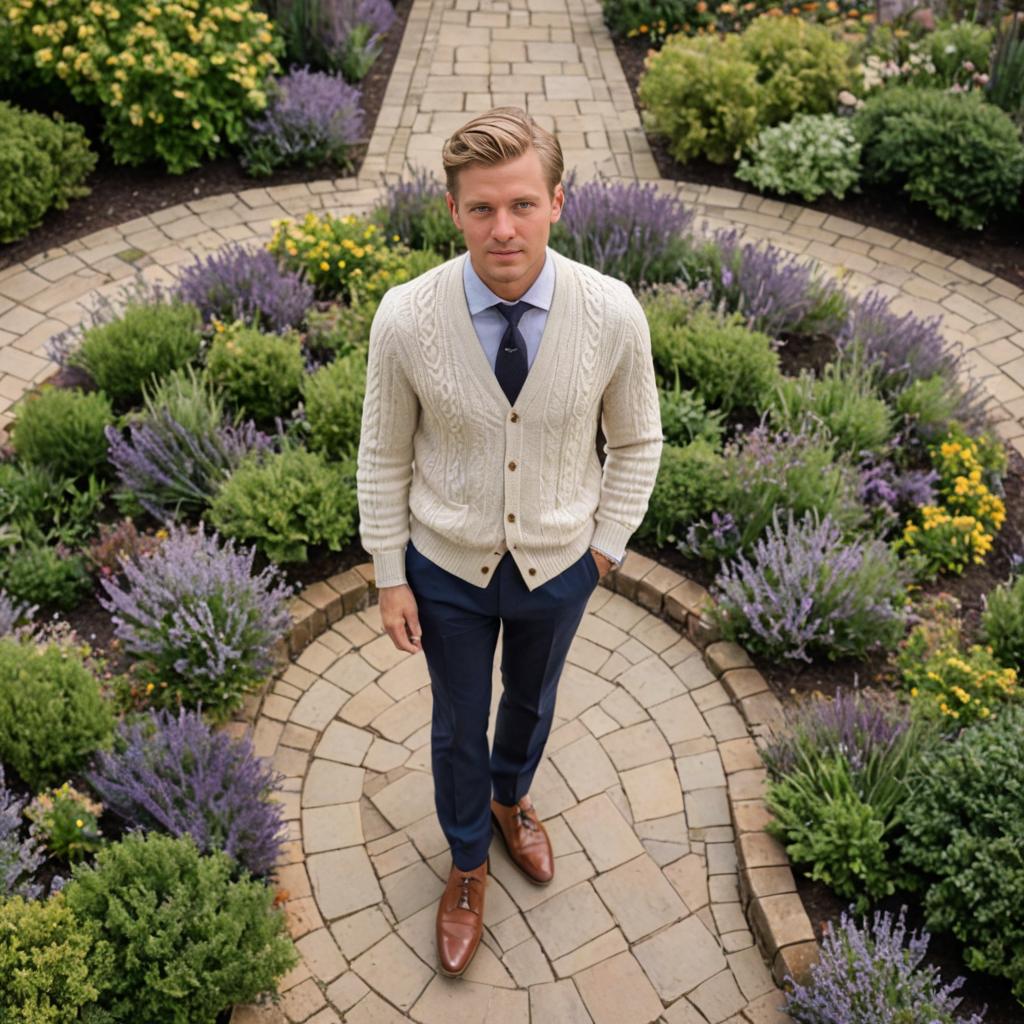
[446,147,564,302]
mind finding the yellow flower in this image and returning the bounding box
[319,260,330,271]
[76,818,84,828]
[192,118,202,129]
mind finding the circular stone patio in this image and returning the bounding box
[230,568,793,1024]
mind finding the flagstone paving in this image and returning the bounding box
[232,581,792,1024]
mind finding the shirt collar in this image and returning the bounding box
[463,248,555,316]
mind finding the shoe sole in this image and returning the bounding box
[490,811,554,886]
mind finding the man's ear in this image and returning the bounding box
[446,191,462,231]
[550,183,565,224]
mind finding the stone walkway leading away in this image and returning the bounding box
[231,564,793,1024]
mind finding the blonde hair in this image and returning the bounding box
[442,107,564,200]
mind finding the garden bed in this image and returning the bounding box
[614,33,1024,292]
[0,0,412,273]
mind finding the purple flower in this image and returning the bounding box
[712,227,847,337]
[551,171,696,287]
[175,244,314,334]
[97,522,294,720]
[86,707,287,879]
[1,764,45,899]
[242,67,364,178]
[785,904,985,1024]
[712,508,909,662]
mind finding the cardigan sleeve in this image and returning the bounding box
[356,289,419,588]
[590,290,664,562]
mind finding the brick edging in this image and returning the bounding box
[222,544,817,1024]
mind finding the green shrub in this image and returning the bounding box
[739,15,855,124]
[0,894,101,1024]
[302,350,367,460]
[644,296,781,415]
[0,635,115,790]
[658,376,726,447]
[736,113,862,202]
[63,832,298,1024]
[209,446,359,563]
[928,20,994,85]
[10,386,114,481]
[70,301,203,410]
[305,300,377,358]
[898,705,1024,1001]
[205,325,305,426]
[893,373,962,442]
[0,461,106,550]
[0,542,92,612]
[637,439,726,546]
[0,102,95,245]
[853,86,1024,230]
[765,360,894,456]
[639,34,764,163]
[981,571,1024,674]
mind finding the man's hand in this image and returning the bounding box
[378,583,423,653]
[590,547,614,579]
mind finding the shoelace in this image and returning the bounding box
[455,873,481,912]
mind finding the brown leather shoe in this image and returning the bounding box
[436,857,488,977]
[490,795,554,885]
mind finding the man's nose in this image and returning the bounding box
[491,208,515,240]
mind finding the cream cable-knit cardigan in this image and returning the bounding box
[356,248,664,591]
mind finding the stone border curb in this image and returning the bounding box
[219,544,814,1022]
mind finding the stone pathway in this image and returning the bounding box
[233,573,791,1024]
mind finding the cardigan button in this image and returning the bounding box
[528,568,536,575]
[507,513,515,522]
[481,566,489,574]
[508,461,516,471]
[510,412,519,422]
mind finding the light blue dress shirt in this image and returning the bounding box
[462,250,623,568]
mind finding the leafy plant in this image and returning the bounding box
[0,461,106,551]
[63,831,299,1024]
[87,707,286,878]
[9,385,114,482]
[712,509,909,663]
[175,244,314,334]
[0,541,93,613]
[205,324,305,426]
[0,101,95,244]
[549,171,696,287]
[24,782,105,864]
[241,66,364,178]
[899,704,1024,1001]
[658,376,725,447]
[208,445,359,562]
[981,570,1024,673]
[0,635,115,791]
[784,904,984,1024]
[737,113,862,203]
[69,300,203,410]
[302,349,367,460]
[83,518,162,580]
[987,15,1024,124]
[0,894,102,1023]
[637,438,725,546]
[97,522,293,721]
[853,85,1024,230]
[928,20,994,85]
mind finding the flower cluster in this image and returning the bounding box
[176,244,315,334]
[268,212,412,302]
[9,0,284,172]
[860,48,936,91]
[87,707,287,878]
[97,521,294,720]
[24,782,105,863]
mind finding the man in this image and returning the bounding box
[356,107,663,977]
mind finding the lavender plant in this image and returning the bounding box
[87,707,286,878]
[785,905,985,1024]
[858,447,939,539]
[549,171,696,288]
[711,508,910,663]
[0,763,45,899]
[175,244,314,334]
[97,522,294,721]
[241,67,364,178]
[708,227,848,337]
[275,0,395,79]
[0,588,36,637]
[836,289,990,434]
[372,166,463,256]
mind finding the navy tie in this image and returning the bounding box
[493,301,532,406]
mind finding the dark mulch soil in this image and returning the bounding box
[0,0,412,273]
[614,34,1024,292]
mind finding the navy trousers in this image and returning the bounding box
[404,538,601,870]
